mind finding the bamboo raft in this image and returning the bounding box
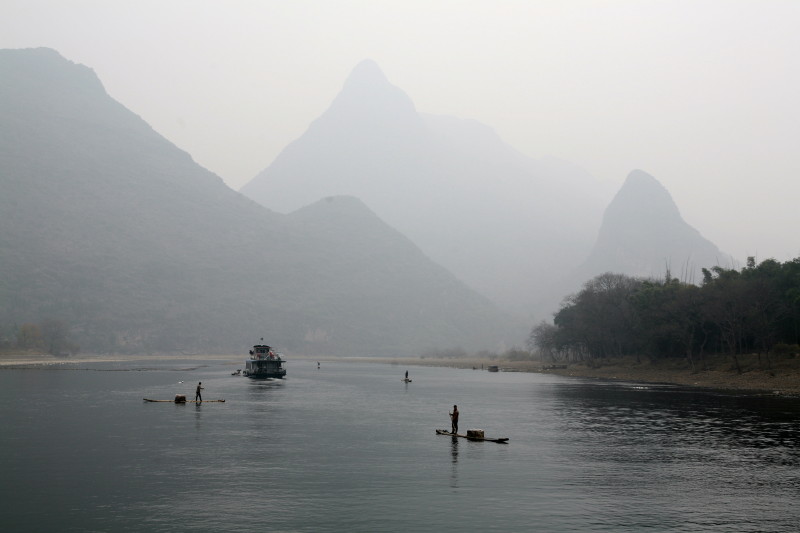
[143,398,225,403]
[436,429,508,443]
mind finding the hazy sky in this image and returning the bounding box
[3,0,799,263]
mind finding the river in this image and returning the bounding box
[1,358,798,532]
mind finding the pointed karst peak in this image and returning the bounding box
[336,58,406,104]
[605,169,682,224]
[623,168,668,193]
[345,59,389,87]
[322,59,418,125]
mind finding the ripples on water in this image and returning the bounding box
[1,360,799,532]
[545,382,800,531]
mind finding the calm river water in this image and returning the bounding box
[1,358,799,532]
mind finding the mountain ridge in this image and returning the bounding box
[575,169,734,284]
[241,60,736,319]
[241,60,613,318]
[0,48,522,356]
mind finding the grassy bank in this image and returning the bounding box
[347,353,800,396]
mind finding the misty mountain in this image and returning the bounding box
[0,48,522,356]
[240,59,614,319]
[569,169,734,287]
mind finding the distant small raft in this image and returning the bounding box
[436,429,508,443]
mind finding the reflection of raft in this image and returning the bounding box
[436,429,508,443]
[143,397,226,403]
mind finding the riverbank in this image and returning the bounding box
[4,351,799,396]
[345,353,800,396]
[0,352,238,367]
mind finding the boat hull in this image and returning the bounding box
[244,370,286,379]
[243,362,286,379]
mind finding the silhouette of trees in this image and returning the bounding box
[40,319,72,355]
[588,273,642,358]
[551,273,643,361]
[538,256,800,368]
[634,277,706,369]
[16,323,42,350]
[527,321,558,361]
[1,320,79,355]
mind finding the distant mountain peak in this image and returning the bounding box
[605,169,682,225]
[0,47,105,99]
[288,195,403,238]
[292,195,374,220]
[344,59,389,88]
[623,168,669,193]
[322,59,418,122]
[572,168,729,283]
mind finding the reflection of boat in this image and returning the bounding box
[243,341,287,379]
[436,429,508,443]
[487,365,499,372]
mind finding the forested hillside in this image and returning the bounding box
[530,257,800,369]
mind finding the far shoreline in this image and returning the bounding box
[338,354,800,397]
[3,352,799,397]
[0,353,240,367]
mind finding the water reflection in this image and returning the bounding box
[450,436,459,488]
[194,402,203,432]
[550,382,800,455]
[245,378,286,402]
[543,380,800,519]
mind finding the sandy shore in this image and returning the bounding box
[0,353,240,367]
[4,352,799,396]
[340,354,800,396]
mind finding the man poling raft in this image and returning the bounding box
[143,382,225,403]
[438,404,508,443]
[143,396,225,403]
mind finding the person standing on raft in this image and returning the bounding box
[450,405,459,434]
[195,382,203,403]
